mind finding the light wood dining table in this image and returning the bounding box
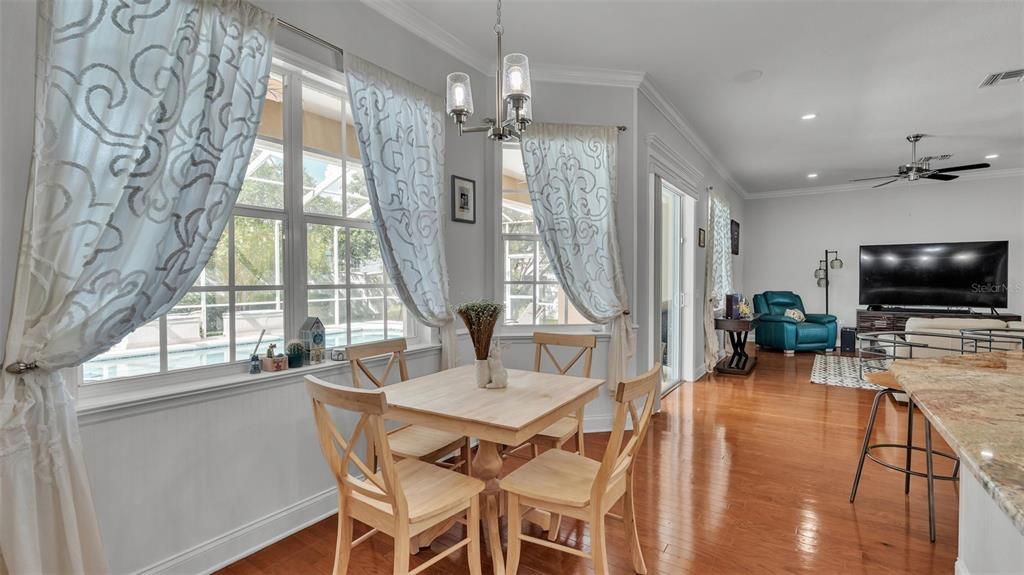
[382,364,605,575]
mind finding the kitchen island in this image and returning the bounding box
[890,351,1024,575]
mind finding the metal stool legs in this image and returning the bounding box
[849,388,957,543]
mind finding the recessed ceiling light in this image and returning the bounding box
[807,173,818,179]
[801,113,817,120]
[985,154,999,159]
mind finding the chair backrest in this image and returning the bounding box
[754,291,805,316]
[305,375,407,516]
[533,332,598,378]
[593,365,661,503]
[346,339,409,389]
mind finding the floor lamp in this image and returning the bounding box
[814,250,843,315]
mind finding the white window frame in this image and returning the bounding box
[79,47,424,394]
[492,143,601,334]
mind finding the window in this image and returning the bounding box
[84,57,414,384]
[500,144,589,326]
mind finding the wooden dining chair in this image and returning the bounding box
[346,339,472,475]
[500,365,661,575]
[306,375,484,575]
[527,332,597,458]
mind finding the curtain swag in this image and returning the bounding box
[343,54,458,369]
[520,122,634,387]
[0,1,275,572]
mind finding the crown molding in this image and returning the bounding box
[531,63,645,88]
[360,0,646,88]
[638,77,751,200]
[750,167,1024,200]
[646,134,704,197]
[359,0,491,73]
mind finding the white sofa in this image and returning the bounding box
[903,317,1024,358]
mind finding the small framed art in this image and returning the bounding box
[730,219,740,255]
[698,228,706,248]
[451,176,476,223]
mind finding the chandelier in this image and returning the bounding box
[445,0,532,141]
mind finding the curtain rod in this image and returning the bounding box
[278,20,345,56]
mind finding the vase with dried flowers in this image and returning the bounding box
[456,300,504,387]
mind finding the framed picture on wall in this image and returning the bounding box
[698,228,706,248]
[451,176,476,224]
[730,219,740,255]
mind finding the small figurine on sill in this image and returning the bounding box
[261,342,288,372]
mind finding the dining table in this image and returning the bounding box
[382,364,606,575]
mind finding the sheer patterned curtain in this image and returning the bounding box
[344,55,458,369]
[521,123,634,387]
[703,193,733,371]
[0,1,274,572]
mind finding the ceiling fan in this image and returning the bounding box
[850,133,991,188]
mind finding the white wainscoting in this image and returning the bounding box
[80,331,628,574]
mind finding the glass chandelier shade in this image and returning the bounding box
[830,257,844,269]
[501,53,532,100]
[446,72,474,115]
[817,278,828,288]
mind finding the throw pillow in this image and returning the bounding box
[784,308,806,322]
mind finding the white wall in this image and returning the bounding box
[743,174,1024,328]
[634,90,746,377]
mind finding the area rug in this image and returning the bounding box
[809,354,890,390]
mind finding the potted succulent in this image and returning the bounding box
[286,340,306,369]
[456,300,504,388]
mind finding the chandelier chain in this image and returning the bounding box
[494,0,503,35]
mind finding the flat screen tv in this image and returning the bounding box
[859,241,1009,308]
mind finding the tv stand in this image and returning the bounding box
[857,308,1021,332]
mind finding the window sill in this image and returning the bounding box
[77,342,442,425]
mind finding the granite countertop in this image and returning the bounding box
[890,351,1024,535]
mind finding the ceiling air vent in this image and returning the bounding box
[979,68,1024,88]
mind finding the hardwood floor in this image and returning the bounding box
[218,349,960,574]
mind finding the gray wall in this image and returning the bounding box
[635,90,746,377]
[743,174,1024,329]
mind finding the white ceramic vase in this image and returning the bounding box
[474,359,491,388]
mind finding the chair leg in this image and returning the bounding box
[623,475,648,574]
[905,398,914,495]
[506,494,522,575]
[467,498,482,575]
[462,439,473,476]
[850,389,890,503]
[334,500,353,575]
[546,513,562,541]
[925,419,937,543]
[591,512,610,575]
[393,519,411,575]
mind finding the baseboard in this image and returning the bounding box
[137,487,338,575]
[583,413,615,433]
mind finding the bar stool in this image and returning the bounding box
[849,371,959,542]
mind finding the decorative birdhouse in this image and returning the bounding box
[300,316,326,364]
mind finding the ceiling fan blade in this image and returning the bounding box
[849,175,900,182]
[872,179,899,188]
[933,163,990,173]
[922,173,959,181]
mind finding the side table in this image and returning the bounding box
[714,314,760,375]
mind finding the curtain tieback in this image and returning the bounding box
[4,361,38,374]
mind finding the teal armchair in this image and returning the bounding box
[752,291,837,353]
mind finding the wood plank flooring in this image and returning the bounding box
[218,349,960,574]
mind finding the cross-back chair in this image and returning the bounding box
[500,364,661,575]
[306,376,484,575]
[346,339,472,475]
[527,332,597,457]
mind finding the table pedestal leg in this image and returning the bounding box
[474,440,506,575]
